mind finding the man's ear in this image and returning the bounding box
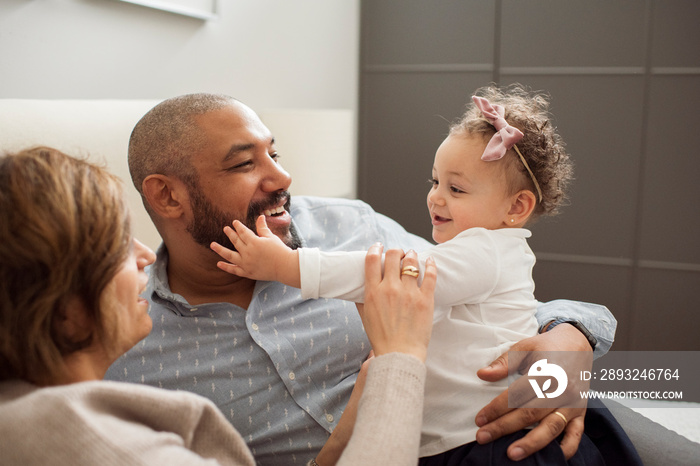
[142,174,186,219]
[507,190,537,226]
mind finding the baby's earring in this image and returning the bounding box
[510,218,515,223]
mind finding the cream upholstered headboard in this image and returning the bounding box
[0,99,162,250]
[0,99,355,251]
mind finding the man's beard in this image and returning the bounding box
[185,188,302,251]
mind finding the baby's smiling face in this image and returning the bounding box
[426,133,515,244]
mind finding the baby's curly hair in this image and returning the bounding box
[450,84,573,219]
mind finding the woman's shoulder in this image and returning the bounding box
[0,379,251,465]
[1,379,166,405]
[0,379,217,426]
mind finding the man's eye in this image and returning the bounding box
[229,160,252,170]
[270,152,280,161]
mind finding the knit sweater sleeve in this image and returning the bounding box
[337,353,427,465]
[0,380,256,466]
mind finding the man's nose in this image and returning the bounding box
[261,157,292,193]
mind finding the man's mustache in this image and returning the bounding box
[246,191,291,231]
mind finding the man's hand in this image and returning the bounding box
[474,324,592,461]
[210,215,301,287]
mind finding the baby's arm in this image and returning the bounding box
[300,248,369,302]
[210,215,301,288]
[306,231,498,306]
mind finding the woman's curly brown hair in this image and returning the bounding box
[450,84,573,219]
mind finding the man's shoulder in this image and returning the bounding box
[290,196,385,249]
[289,196,430,252]
[290,195,374,215]
[289,196,379,229]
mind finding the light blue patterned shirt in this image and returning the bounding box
[105,196,616,465]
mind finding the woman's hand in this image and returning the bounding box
[359,245,437,362]
[313,245,437,466]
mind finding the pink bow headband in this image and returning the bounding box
[472,95,543,202]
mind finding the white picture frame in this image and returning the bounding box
[116,0,218,20]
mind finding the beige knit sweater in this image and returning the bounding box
[0,353,425,465]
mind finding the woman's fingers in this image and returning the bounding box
[364,243,384,288]
[383,247,405,280]
[421,256,437,294]
[400,249,419,281]
[361,247,436,362]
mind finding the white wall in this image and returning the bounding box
[0,0,359,110]
[1,0,360,249]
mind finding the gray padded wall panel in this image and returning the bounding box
[359,0,700,350]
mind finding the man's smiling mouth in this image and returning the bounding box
[264,205,286,216]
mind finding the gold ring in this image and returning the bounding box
[401,265,419,277]
[552,410,568,424]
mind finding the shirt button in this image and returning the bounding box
[325,414,334,423]
[288,371,296,380]
[251,323,259,331]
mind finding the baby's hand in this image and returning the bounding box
[210,215,299,286]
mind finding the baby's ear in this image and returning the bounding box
[507,190,537,225]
